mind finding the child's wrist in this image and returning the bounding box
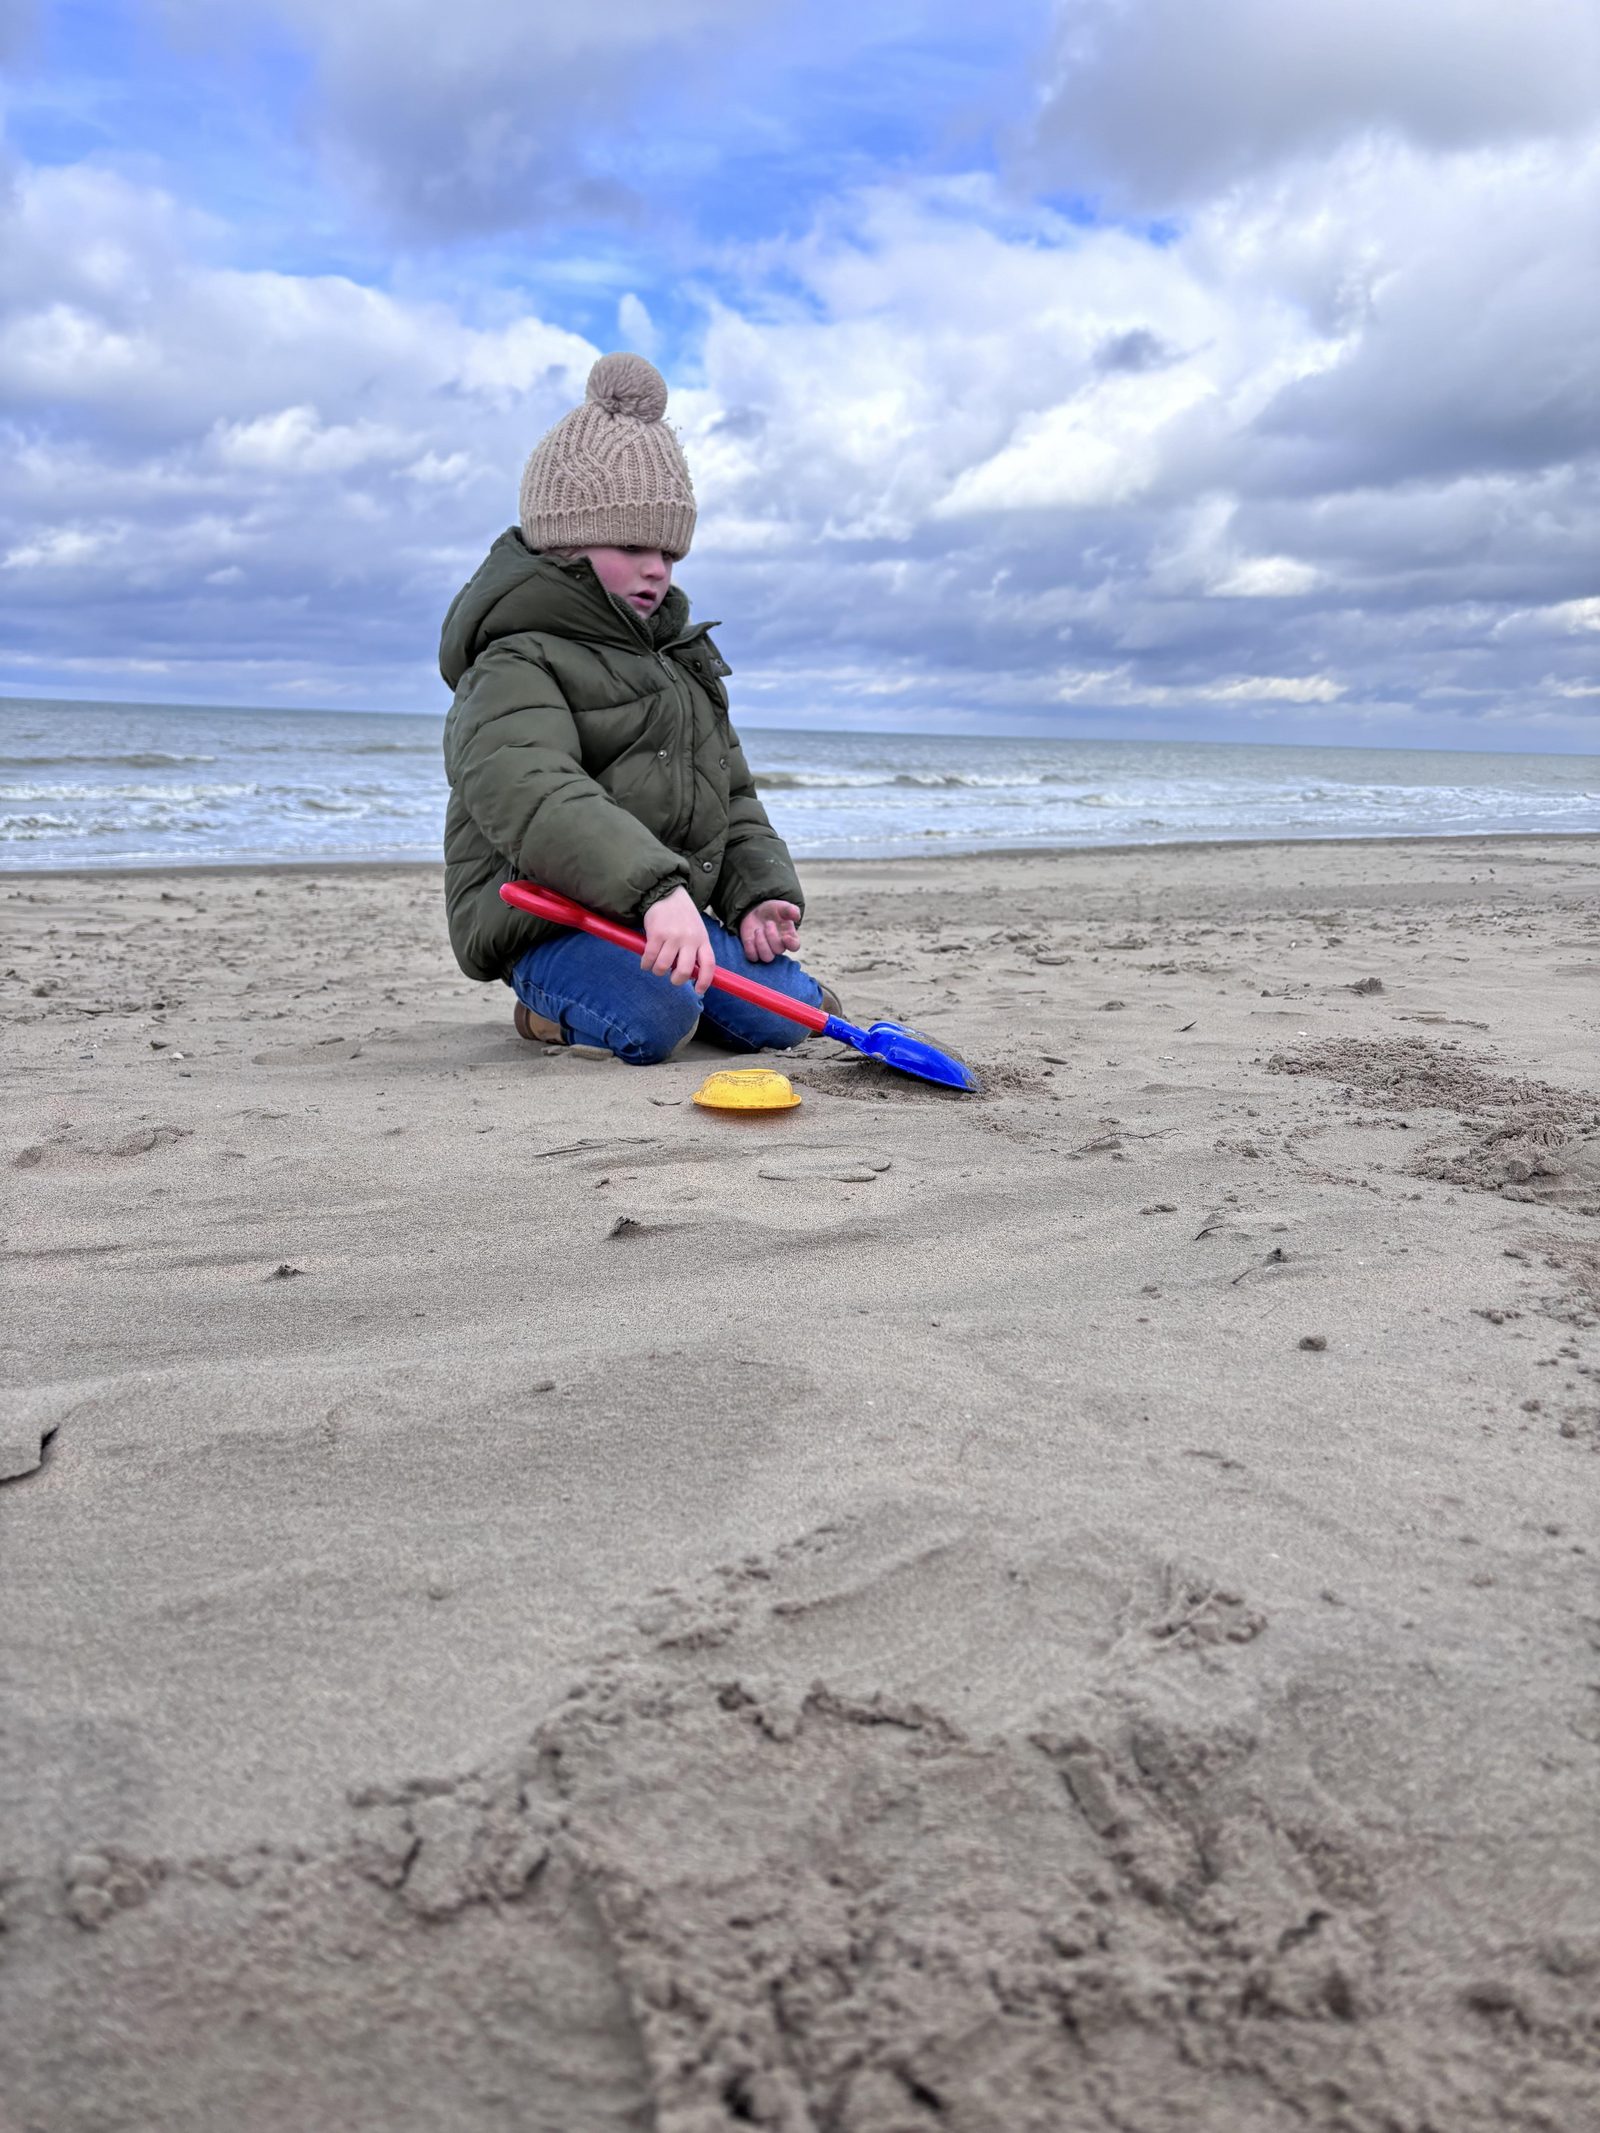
[639,877,688,917]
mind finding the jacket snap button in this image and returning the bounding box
[701,860,714,872]
[719,756,727,768]
[657,747,669,759]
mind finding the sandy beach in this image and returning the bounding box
[3,835,1599,2132]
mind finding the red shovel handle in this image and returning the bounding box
[498,880,829,1034]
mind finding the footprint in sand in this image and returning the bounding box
[11,1122,192,1170]
[249,1035,367,1067]
[755,1150,892,1184]
[1115,1559,1267,1656]
[1,1404,62,1482]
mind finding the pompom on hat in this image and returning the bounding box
[519,353,696,559]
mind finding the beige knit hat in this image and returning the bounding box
[518,353,697,558]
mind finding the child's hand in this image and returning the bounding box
[739,899,802,964]
[641,886,716,994]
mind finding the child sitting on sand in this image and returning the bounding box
[439,352,832,1065]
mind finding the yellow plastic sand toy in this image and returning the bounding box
[692,1068,802,1112]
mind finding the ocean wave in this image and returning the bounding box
[764,776,1600,821]
[0,750,219,771]
[754,770,893,790]
[890,770,1059,789]
[0,780,259,806]
[0,813,83,837]
[757,768,1092,792]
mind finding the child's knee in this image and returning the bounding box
[609,989,701,1065]
[695,998,811,1054]
[755,1015,806,1052]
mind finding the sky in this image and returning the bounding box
[1,0,1597,751]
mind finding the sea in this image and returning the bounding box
[2,697,1596,872]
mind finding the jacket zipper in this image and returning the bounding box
[616,600,723,859]
[655,650,697,855]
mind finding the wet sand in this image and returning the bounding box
[3,837,1599,2131]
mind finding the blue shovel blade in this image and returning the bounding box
[822,1015,982,1093]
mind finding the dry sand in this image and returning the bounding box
[3,836,1599,2132]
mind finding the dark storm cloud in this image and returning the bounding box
[1027,0,1600,209]
[1093,328,1178,374]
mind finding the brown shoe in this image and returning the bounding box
[817,983,845,1021]
[513,1001,564,1045]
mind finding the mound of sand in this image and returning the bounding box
[1268,1034,1600,1215]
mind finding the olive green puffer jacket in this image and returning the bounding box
[439,530,803,984]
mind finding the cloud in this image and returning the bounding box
[1496,594,1600,640]
[0,163,602,442]
[1027,0,1600,208]
[0,158,600,693]
[1222,140,1600,502]
[665,151,1599,744]
[156,0,787,237]
[2,2,1597,752]
[1051,667,1344,707]
[616,294,658,359]
[3,525,106,571]
[211,406,412,476]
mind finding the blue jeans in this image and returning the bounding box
[510,918,824,1066]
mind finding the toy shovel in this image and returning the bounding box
[498,881,980,1092]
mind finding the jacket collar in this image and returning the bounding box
[439,528,708,684]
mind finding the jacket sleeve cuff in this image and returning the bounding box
[726,887,805,931]
[638,874,689,918]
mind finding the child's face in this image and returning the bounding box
[581,545,675,619]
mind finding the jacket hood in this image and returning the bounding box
[439,528,692,690]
